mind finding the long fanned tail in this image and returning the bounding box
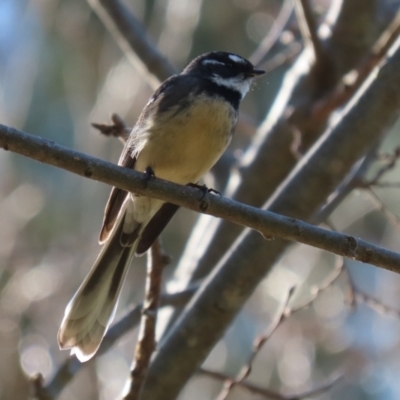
[58,205,139,362]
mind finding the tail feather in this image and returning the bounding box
[58,211,138,362]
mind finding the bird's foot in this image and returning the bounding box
[187,183,221,199]
[144,167,156,181]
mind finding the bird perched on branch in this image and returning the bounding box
[58,51,265,362]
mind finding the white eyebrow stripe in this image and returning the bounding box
[229,54,246,64]
[202,59,225,66]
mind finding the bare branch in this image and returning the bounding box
[30,373,51,400]
[216,259,343,400]
[364,188,400,235]
[92,113,131,143]
[199,368,342,400]
[122,240,169,400]
[216,288,295,400]
[174,0,381,290]
[87,0,176,88]
[1,125,400,274]
[259,41,302,74]
[326,222,400,319]
[313,8,400,120]
[294,0,326,67]
[359,147,400,188]
[291,258,345,313]
[315,146,379,222]
[349,277,400,318]
[142,33,400,399]
[250,0,294,66]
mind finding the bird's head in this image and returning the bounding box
[183,51,265,98]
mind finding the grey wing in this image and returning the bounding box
[135,202,180,255]
[99,145,136,244]
[98,77,178,244]
[99,74,197,244]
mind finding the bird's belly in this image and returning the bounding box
[135,98,236,185]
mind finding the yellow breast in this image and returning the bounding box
[135,94,237,185]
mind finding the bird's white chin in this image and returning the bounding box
[211,75,252,98]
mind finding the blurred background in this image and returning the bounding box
[2,0,400,399]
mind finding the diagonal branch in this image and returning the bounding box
[141,34,400,399]
[216,287,295,400]
[250,0,294,66]
[200,368,342,400]
[87,0,176,88]
[172,0,381,289]
[313,7,400,120]
[1,124,400,274]
[294,0,326,67]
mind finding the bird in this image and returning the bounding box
[58,51,265,362]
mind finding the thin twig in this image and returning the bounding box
[30,373,51,400]
[365,188,400,235]
[315,146,379,223]
[200,368,342,400]
[259,41,302,74]
[2,124,400,274]
[290,258,345,313]
[92,113,131,143]
[336,255,400,318]
[351,281,400,318]
[199,262,344,400]
[359,147,400,188]
[370,182,400,189]
[250,0,294,66]
[87,0,176,88]
[294,0,325,66]
[122,240,170,399]
[313,8,400,120]
[324,221,400,319]
[216,287,295,400]
[215,259,344,400]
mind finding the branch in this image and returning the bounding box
[199,368,342,400]
[313,8,400,120]
[207,260,343,400]
[294,0,326,67]
[314,146,378,222]
[250,0,294,66]
[346,269,400,318]
[87,0,176,88]
[260,41,302,74]
[360,147,400,188]
[30,374,50,400]
[122,240,169,400]
[91,113,131,143]
[142,33,400,399]
[216,288,295,400]
[172,0,382,287]
[364,188,400,235]
[1,125,400,273]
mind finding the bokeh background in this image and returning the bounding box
[2,0,400,399]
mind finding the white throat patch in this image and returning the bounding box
[211,75,252,98]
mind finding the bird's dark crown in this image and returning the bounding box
[183,51,260,80]
[182,51,264,101]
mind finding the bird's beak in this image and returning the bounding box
[248,68,265,77]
